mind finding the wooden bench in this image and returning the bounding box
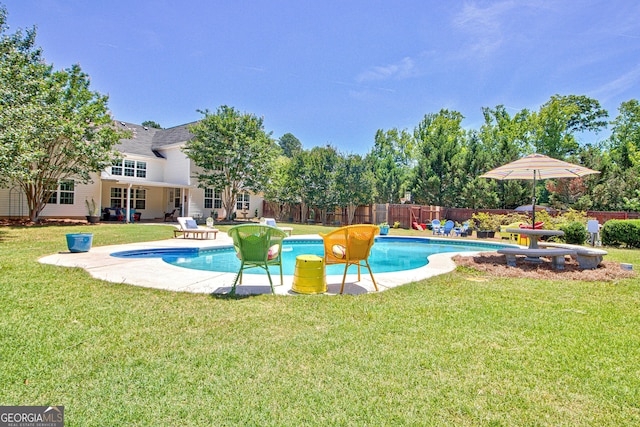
[538,243,607,269]
[173,228,218,240]
[497,247,576,270]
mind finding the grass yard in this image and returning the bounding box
[1,223,639,426]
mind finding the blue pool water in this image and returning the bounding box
[112,237,511,275]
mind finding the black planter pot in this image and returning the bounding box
[476,230,495,239]
[86,215,100,224]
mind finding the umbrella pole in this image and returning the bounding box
[531,173,537,227]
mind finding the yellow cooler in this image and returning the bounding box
[292,254,326,294]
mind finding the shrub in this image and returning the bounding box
[601,219,640,248]
[560,221,588,244]
[471,212,500,231]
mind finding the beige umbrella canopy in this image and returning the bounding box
[480,153,600,226]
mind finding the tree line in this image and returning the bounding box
[229,94,639,223]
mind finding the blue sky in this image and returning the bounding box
[4,0,640,153]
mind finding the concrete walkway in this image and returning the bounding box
[39,233,476,296]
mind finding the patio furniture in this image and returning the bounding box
[441,220,455,236]
[291,254,327,294]
[497,247,576,270]
[260,217,293,236]
[431,219,441,235]
[227,224,288,294]
[319,224,379,294]
[174,216,218,240]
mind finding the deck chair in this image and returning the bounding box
[227,224,288,294]
[442,220,455,236]
[260,217,293,236]
[320,225,379,294]
[431,219,441,235]
[175,217,218,240]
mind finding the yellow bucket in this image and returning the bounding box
[292,254,326,294]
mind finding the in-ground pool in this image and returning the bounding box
[112,237,511,276]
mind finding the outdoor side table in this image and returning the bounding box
[292,254,326,294]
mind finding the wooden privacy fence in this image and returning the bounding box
[263,202,638,228]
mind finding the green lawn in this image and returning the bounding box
[1,223,639,426]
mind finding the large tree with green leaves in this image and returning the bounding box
[262,155,297,221]
[185,105,278,220]
[367,128,413,204]
[278,133,302,158]
[335,153,375,224]
[0,6,123,221]
[412,109,466,207]
[531,94,608,159]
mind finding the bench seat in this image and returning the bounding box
[497,247,576,270]
[538,243,607,269]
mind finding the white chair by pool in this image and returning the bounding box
[260,217,293,236]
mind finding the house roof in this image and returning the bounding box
[113,121,197,157]
[113,121,160,157]
[152,122,196,148]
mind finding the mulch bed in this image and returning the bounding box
[453,252,636,281]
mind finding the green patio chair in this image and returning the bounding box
[227,224,288,294]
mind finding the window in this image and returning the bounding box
[136,161,147,178]
[111,160,122,176]
[124,160,135,177]
[110,188,122,208]
[111,159,147,178]
[174,188,181,208]
[204,188,222,209]
[48,180,75,205]
[204,188,213,209]
[236,192,250,211]
[109,187,146,210]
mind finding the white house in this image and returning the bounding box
[0,121,264,221]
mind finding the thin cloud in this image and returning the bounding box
[590,64,640,102]
[452,0,551,58]
[356,57,417,83]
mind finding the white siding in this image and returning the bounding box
[162,147,191,185]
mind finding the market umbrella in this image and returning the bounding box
[479,153,599,227]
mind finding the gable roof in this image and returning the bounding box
[113,121,197,158]
[152,122,196,148]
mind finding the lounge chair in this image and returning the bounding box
[431,219,441,235]
[319,224,379,294]
[227,224,288,294]
[441,220,455,236]
[174,216,218,240]
[260,217,293,236]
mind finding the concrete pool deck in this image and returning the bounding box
[39,233,491,296]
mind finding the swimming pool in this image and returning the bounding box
[111,237,511,276]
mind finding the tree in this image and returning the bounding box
[609,99,640,171]
[531,94,608,159]
[367,128,413,204]
[262,155,297,221]
[412,109,466,207]
[305,146,340,224]
[184,105,278,220]
[475,105,531,208]
[141,120,162,129]
[335,153,375,224]
[0,7,123,221]
[278,133,302,158]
